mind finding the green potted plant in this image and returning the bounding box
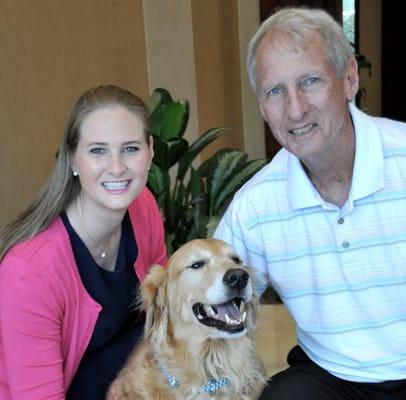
[146,88,268,254]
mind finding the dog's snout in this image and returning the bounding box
[223,268,249,289]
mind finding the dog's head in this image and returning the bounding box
[141,238,258,347]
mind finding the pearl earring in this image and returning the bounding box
[73,171,78,177]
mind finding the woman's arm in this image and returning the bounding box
[0,255,66,399]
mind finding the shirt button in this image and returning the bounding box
[342,241,350,249]
[337,217,344,224]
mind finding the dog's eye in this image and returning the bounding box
[232,256,242,265]
[189,261,204,269]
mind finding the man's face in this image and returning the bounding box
[255,30,358,163]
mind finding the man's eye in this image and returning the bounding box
[123,146,139,153]
[266,86,283,98]
[189,261,205,269]
[89,148,106,154]
[301,77,320,88]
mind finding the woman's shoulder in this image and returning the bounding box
[1,217,72,270]
[127,187,160,219]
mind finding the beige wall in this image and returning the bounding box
[191,1,245,159]
[0,0,149,228]
[238,0,265,160]
[143,0,199,145]
[0,1,265,229]
[0,0,386,229]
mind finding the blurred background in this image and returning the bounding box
[0,0,402,230]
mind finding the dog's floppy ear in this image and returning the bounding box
[141,264,170,350]
[244,267,260,339]
[245,289,259,339]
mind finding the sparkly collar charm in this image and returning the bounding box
[157,359,230,394]
[200,377,231,394]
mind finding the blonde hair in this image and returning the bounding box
[247,7,354,93]
[0,85,151,260]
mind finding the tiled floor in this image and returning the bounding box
[255,304,296,377]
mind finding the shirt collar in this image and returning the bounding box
[287,103,384,210]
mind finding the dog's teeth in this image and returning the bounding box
[206,305,217,317]
[197,314,204,320]
[242,311,247,322]
[225,314,239,326]
[240,302,246,313]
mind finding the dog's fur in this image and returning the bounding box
[107,239,267,399]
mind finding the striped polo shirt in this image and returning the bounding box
[214,104,406,382]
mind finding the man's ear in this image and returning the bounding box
[344,57,359,102]
[259,102,267,120]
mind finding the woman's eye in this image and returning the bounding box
[123,146,139,153]
[189,261,204,269]
[89,148,106,154]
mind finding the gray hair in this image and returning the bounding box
[247,7,354,93]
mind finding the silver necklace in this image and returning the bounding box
[72,210,118,260]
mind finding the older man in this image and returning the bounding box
[214,7,406,399]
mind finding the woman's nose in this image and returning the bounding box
[109,153,127,176]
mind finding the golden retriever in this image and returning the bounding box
[107,238,267,400]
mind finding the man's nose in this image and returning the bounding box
[286,88,308,121]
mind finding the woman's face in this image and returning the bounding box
[71,105,153,215]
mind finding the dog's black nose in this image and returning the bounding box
[223,268,249,289]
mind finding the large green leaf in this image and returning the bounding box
[147,163,170,208]
[149,89,174,138]
[206,215,221,237]
[198,148,235,177]
[177,127,227,182]
[213,159,268,215]
[146,88,172,114]
[149,91,189,140]
[187,167,204,199]
[167,138,189,168]
[207,150,247,214]
[152,136,170,169]
[159,100,189,141]
[146,88,269,255]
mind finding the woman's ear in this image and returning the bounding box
[69,151,78,176]
[149,135,154,162]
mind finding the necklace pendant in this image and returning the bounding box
[100,251,106,258]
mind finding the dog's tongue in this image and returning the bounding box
[215,300,242,320]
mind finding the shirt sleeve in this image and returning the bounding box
[0,255,66,399]
[213,194,271,296]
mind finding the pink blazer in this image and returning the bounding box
[0,188,167,399]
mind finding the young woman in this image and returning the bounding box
[0,85,167,399]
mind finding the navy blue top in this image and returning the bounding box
[61,212,144,399]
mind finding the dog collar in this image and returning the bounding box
[157,359,230,393]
